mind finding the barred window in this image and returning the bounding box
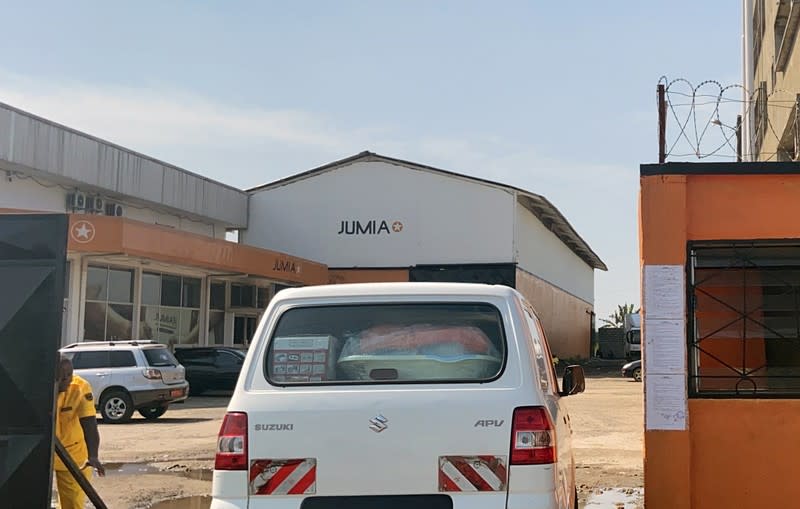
[689,242,800,397]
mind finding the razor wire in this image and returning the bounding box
[658,76,799,162]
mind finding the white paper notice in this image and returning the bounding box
[643,265,685,319]
[644,319,686,375]
[645,374,688,430]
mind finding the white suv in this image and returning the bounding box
[212,283,586,509]
[60,340,189,424]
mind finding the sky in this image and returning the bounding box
[0,1,742,323]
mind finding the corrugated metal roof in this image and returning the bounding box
[0,101,248,227]
[249,151,607,271]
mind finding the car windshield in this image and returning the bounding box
[264,302,506,385]
[143,347,179,367]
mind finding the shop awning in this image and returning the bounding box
[67,214,327,286]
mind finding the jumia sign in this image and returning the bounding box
[338,219,404,236]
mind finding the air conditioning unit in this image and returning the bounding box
[89,196,105,213]
[66,192,87,211]
[105,202,124,217]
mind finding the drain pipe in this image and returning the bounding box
[743,0,754,160]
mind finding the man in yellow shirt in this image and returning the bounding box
[55,355,105,509]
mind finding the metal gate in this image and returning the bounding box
[0,214,67,508]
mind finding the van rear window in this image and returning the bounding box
[264,303,506,385]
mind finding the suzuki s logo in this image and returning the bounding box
[369,414,388,433]
[474,419,505,428]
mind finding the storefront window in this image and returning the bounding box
[139,272,201,346]
[141,272,161,305]
[257,287,269,309]
[83,266,135,341]
[208,282,226,345]
[233,315,257,345]
[231,284,255,308]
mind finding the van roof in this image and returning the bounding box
[274,282,518,301]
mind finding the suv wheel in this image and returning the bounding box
[100,390,134,423]
[138,405,168,420]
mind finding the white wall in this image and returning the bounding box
[0,174,224,238]
[0,173,66,211]
[514,201,594,303]
[244,161,516,267]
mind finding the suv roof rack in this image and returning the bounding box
[62,340,160,349]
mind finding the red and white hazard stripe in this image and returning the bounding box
[438,456,507,492]
[249,459,316,496]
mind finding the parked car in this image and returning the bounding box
[212,282,586,509]
[621,359,642,382]
[173,346,247,395]
[60,340,189,423]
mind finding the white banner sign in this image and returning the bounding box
[645,374,688,431]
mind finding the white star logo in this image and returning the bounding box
[71,220,96,243]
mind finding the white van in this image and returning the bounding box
[211,283,586,509]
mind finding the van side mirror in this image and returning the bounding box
[560,365,586,396]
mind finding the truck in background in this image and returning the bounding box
[623,312,641,360]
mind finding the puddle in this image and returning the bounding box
[584,487,643,508]
[104,462,212,481]
[104,462,161,475]
[149,496,211,509]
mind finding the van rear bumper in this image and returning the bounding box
[211,468,561,509]
[211,494,558,509]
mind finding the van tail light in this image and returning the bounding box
[510,406,556,465]
[215,412,248,470]
[143,368,162,380]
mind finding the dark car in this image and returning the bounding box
[622,359,642,382]
[173,346,247,395]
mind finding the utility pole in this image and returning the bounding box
[736,115,743,162]
[658,84,667,164]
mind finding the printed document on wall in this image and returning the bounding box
[645,374,687,431]
[643,265,685,319]
[644,318,686,375]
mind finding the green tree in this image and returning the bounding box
[600,303,640,328]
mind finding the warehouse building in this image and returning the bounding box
[0,100,606,358]
[243,152,607,359]
[0,101,327,347]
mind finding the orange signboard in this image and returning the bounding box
[67,214,327,285]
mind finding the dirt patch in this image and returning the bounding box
[93,473,211,509]
[564,374,644,508]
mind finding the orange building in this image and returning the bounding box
[640,161,800,509]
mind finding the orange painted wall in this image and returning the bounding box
[640,174,691,509]
[689,399,800,509]
[641,171,800,509]
[687,175,800,240]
